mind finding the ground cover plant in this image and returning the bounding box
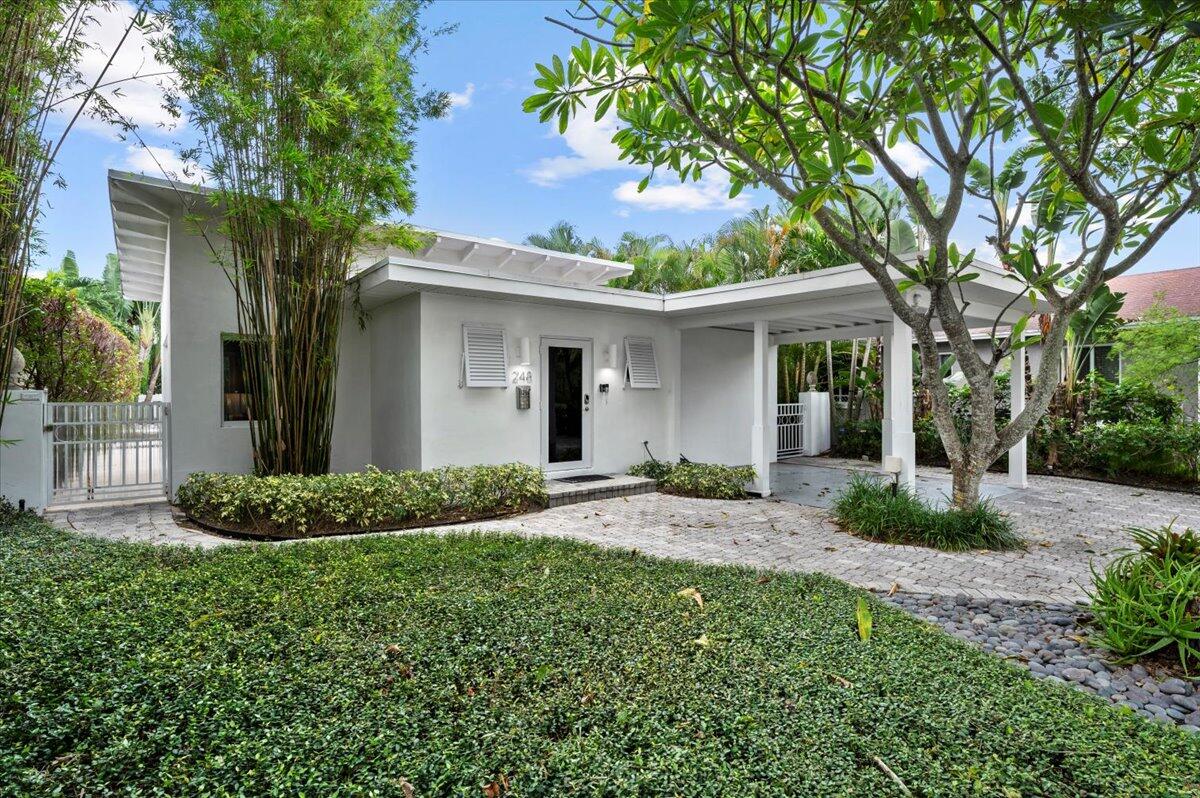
[628,459,755,499]
[176,463,546,538]
[832,474,1022,552]
[1,515,1197,795]
[1089,524,1200,671]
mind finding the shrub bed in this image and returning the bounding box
[1089,524,1200,671]
[628,459,756,499]
[832,473,1022,551]
[176,463,547,538]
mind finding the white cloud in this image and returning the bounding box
[443,83,475,120]
[70,2,178,138]
[121,144,205,183]
[612,174,752,213]
[884,141,932,175]
[525,108,630,187]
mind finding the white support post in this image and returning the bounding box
[882,313,916,490]
[752,320,772,496]
[1009,344,1028,488]
[667,327,683,462]
[768,342,779,462]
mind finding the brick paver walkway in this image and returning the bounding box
[48,464,1200,604]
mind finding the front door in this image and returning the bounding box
[541,337,592,472]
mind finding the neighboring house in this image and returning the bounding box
[934,265,1200,419]
[107,170,1040,496]
[1107,266,1200,419]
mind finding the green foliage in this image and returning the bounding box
[1089,524,1200,671]
[2,517,1197,794]
[157,0,441,475]
[177,463,548,538]
[833,474,1022,552]
[42,252,134,338]
[1086,379,1180,424]
[1114,299,1200,388]
[626,458,674,481]
[628,460,755,499]
[14,277,139,401]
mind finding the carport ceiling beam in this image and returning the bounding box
[773,323,893,344]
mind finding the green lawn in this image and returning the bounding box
[1,515,1197,797]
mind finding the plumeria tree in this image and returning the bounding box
[157,0,444,475]
[527,0,1200,507]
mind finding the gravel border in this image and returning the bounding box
[880,591,1200,732]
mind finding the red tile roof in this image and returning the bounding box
[1107,266,1200,321]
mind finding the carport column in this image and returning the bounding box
[1008,343,1028,488]
[751,320,772,496]
[768,342,779,462]
[882,312,916,490]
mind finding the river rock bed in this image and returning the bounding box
[880,591,1200,732]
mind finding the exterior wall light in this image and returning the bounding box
[605,343,618,368]
[518,337,531,366]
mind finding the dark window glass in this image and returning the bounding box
[547,345,583,463]
[222,337,251,422]
[1094,344,1120,382]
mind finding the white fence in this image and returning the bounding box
[777,402,806,457]
[46,402,169,505]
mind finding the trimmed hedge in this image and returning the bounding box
[832,473,1022,551]
[177,463,547,538]
[2,516,1198,794]
[628,460,756,499]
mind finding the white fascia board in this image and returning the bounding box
[418,227,634,277]
[353,257,664,314]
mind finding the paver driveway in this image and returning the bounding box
[49,460,1200,604]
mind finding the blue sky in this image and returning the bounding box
[36,0,1200,281]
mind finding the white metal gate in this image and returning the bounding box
[777,402,806,457]
[46,402,169,505]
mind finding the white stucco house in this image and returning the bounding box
[107,169,1038,499]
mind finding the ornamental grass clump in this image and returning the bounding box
[832,473,1021,552]
[627,460,756,499]
[177,463,547,538]
[1089,524,1200,671]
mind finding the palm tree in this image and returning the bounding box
[523,221,609,258]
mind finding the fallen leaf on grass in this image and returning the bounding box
[693,634,710,648]
[399,778,415,798]
[828,673,853,688]
[755,575,773,585]
[856,597,873,642]
[887,581,900,597]
[676,587,704,609]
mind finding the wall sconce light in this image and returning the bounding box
[519,337,531,366]
[883,455,903,496]
[605,343,618,368]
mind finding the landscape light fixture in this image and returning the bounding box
[883,455,903,497]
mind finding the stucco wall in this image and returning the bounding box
[680,327,754,465]
[369,293,421,470]
[165,211,252,489]
[415,292,678,474]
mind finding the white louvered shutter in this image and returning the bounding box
[624,336,660,389]
[462,325,509,387]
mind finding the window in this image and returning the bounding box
[222,335,254,423]
[624,336,660,388]
[461,324,509,388]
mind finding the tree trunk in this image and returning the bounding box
[143,354,161,403]
[950,460,983,511]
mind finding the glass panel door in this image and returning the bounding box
[541,338,592,471]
